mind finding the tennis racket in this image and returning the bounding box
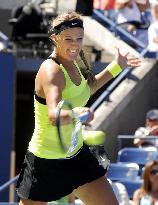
[56,100,89,154]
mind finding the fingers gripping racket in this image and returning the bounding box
[56,100,89,154]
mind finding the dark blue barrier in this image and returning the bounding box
[0,52,15,201]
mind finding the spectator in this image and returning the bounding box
[148,2,158,52]
[133,160,158,205]
[115,0,149,33]
[133,109,158,148]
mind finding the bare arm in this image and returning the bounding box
[89,48,141,94]
[133,189,141,205]
[36,59,72,125]
[133,138,144,146]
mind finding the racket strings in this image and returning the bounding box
[56,100,84,154]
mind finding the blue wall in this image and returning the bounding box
[0,52,15,201]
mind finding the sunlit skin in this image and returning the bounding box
[51,27,84,62]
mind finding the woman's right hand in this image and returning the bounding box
[73,107,94,123]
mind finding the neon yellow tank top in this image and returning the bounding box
[28,62,90,159]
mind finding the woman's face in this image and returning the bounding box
[53,27,84,61]
[149,164,158,185]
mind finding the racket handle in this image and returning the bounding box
[79,112,89,123]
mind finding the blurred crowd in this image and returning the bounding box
[93,0,158,54]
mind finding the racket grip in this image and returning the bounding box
[79,112,89,123]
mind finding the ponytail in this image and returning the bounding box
[79,49,96,86]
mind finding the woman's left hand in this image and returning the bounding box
[115,47,141,70]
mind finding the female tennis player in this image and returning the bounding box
[16,11,141,205]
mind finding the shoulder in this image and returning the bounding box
[134,188,141,195]
[39,59,65,81]
[133,188,142,201]
[40,59,61,74]
[35,59,66,91]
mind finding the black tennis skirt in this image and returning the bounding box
[16,144,107,202]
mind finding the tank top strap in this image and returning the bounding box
[59,64,69,78]
[74,61,84,79]
[48,56,60,65]
[48,57,85,81]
